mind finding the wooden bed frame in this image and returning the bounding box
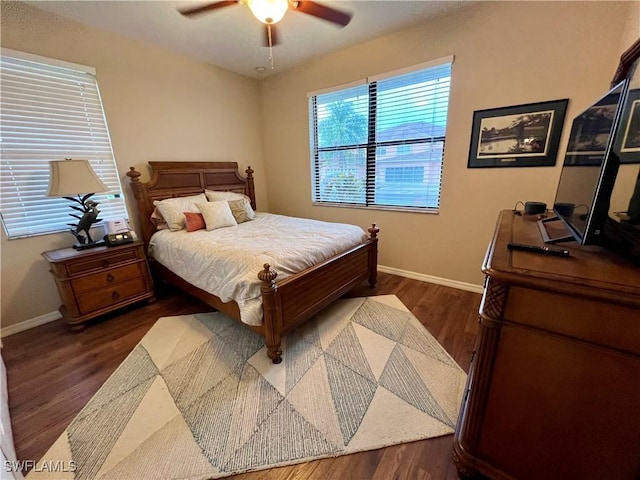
[126,161,379,364]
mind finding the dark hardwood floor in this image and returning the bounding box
[2,272,481,479]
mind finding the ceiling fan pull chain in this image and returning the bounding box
[268,23,275,69]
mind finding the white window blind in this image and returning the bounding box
[0,50,127,239]
[309,58,452,211]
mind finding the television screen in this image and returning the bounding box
[546,80,629,245]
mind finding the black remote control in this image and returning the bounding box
[507,242,570,257]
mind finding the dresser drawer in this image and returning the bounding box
[504,286,640,354]
[67,249,139,275]
[71,263,142,294]
[76,277,148,315]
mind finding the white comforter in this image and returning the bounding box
[149,213,368,326]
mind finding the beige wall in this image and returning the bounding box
[1,1,637,330]
[0,2,267,329]
[259,1,632,286]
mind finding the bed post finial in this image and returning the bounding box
[127,166,140,181]
[258,264,282,364]
[368,223,379,239]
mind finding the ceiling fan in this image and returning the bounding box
[178,0,353,48]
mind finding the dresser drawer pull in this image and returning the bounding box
[112,291,121,300]
[106,273,115,282]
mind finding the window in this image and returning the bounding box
[0,49,127,239]
[308,56,452,211]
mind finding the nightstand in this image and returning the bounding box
[42,241,155,330]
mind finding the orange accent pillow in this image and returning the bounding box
[184,212,206,232]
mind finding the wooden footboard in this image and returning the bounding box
[259,226,378,363]
[127,162,379,364]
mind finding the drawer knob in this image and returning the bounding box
[112,291,120,300]
[106,273,115,282]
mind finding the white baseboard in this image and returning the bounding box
[1,311,62,338]
[378,265,484,294]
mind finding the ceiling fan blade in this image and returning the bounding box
[179,1,239,17]
[263,24,280,47]
[292,1,352,27]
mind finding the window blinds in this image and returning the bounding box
[0,50,127,238]
[309,58,452,211]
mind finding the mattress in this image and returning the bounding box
[149,213,368,325]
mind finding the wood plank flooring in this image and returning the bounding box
[2,272,481,479]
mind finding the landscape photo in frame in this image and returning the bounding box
[468,99,569,168]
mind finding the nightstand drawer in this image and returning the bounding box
[76,277,148,315]
[71,263,142,294]
[67,249,139,275]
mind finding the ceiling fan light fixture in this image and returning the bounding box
[247,0,289,24]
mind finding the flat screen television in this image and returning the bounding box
[540,80,629,245]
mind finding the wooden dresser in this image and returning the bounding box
[42,241,154,330]
[453,210,640,480]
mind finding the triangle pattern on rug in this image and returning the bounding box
[351,321,396,381]
[379,344,454,428]
[180,370,245,469]
[352,298,413,342]
[347,386,454,452]
[161,337,241,410]
[325,322,376,383]
[223,398,340,473]
[66,345,158,480]
[399,319,459,368]
[29,295,467,480]
[98,415,215,479]
[285,324,323,394]
[95,375,182,476]
[324,353,378,445]
[223,364,284,463]
[286,355,344,448]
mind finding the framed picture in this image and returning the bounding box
[614,88,640,164]
[467,99,569,168]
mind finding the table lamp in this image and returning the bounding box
[46,158,109,249]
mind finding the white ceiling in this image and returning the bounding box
[26,1,470,79]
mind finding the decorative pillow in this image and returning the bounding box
[227,198,256,224]
[153,193,207,231]
[204,189,246,202]
[150,207,169,230]
[196,201,237,231]
[184,212,206,232]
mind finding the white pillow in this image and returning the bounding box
[153,193,207,232]
[196,201,237,231]
[204,189,246,202]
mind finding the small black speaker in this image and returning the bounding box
[524,201,547,215]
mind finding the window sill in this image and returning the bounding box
[311,202,439,214]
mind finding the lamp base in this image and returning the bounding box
[73,240,106,250]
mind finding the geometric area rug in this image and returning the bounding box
[28,295,467,480]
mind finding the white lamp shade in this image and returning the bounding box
[247,0,289,24]
[47,159,109,197]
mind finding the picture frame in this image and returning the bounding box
[467,99,569,168]
[614,88,640,164]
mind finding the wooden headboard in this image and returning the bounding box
[126,161,256,246]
